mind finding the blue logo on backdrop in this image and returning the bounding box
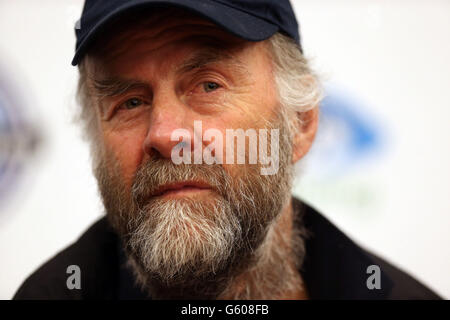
[306,87,387,178]
[294,87,389,213]
[0,67,40,207]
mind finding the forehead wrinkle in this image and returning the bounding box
[99,21,231,64]
[95,30,249,85]
[175,44,251,80]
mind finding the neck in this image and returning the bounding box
[218,198,308,299]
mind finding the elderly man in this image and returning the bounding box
[14,0,439,300]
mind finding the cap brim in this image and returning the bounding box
[71,0,279,66]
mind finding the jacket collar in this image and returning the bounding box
[295,198,393,299]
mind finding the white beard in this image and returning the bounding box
[128,196,242,282]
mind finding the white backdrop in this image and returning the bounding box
[0,0,448,299]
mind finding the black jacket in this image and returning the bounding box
[13,198,441,299]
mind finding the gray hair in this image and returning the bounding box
[75,32,322,156]
[267,33,322,139]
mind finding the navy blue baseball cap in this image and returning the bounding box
[72,0,302,66]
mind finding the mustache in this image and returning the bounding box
[131,156,231,207]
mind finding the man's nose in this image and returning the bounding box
[142,91,192,159]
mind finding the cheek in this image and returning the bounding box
[202,116,268,171]
[102,127,147,189]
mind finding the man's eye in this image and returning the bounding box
[202,82,220,92]
[121,98,144,110]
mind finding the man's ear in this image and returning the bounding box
[292,106,319,164]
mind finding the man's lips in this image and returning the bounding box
[151,181,213,198]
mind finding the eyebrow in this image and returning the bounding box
[90,77,151,99]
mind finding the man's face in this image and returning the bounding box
[85,9,297,292]
[89,12,281,190]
